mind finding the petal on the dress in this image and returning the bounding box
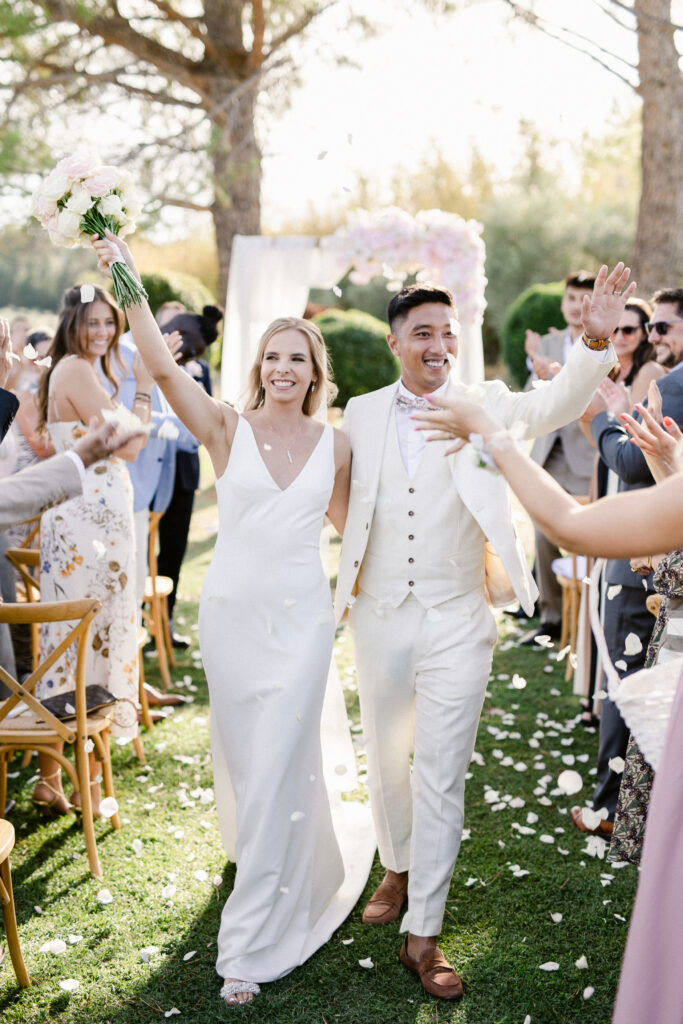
[283,597,297,609]
[290,811,305,822]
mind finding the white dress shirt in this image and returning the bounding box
[395,378,450,478]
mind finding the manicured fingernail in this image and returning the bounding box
[664,417,673,425]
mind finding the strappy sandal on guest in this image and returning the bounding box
[220,981,261,1006]
[31,772,73,817]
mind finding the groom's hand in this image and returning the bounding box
[581,263,637,342]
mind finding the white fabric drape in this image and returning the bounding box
[220,233,486,404]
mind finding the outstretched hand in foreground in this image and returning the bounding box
[74,416,146,468]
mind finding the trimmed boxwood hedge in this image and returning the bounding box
[502,281,565,388]
[313,308,399,408]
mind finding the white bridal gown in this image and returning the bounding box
[199,416,375,984]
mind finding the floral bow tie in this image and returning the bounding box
[395,393,432,411]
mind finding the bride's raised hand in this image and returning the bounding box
[91,230,141,283]
[412,394,498,443]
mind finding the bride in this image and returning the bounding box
[92,231,374,1007]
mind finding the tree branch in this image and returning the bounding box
[248,0,266,70]
[590,0,636,31]
[608,0,683,31]
[265,1,337,59]
[154,195,212,213]
[501,0,638,89]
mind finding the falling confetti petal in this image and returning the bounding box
[59,979,80,992]
[608,756,625,774]
[623,633,643,656]
[80,284,95,303]
[607,585,622,600]
[92,539,106,560]
[615,660,628,672]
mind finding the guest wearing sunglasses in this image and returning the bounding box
[610,299,665,404]
[571,287,683,837]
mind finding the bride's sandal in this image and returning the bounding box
[31,772,73,817]
[220,980,261,1006]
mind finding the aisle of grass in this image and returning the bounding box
[0,485,635,1023]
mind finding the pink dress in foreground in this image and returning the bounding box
[612,669,683,1023]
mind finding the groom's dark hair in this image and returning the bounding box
[387,284,455,331]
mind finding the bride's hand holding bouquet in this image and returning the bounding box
[31,152,147,309]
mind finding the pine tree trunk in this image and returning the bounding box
[210,82,262,306]
[631,0,683,295]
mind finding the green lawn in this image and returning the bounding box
[0,482,635,1024]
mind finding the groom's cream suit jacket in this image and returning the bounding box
[335,340,616,623]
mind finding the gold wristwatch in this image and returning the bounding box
[581,332,611,351]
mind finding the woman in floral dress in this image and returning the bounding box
[33,284,151,815]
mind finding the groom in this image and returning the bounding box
[335,265,632,998]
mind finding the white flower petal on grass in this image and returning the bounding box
[59,979,80,992]
[193,870,208,883]
[465,876,479,887]
[557,769,583,795]
[575,955,588,969]
[358,957,374,969]
[341,937,354,945]
[290,811,305,822]
[583,987,595,1000]
[581,806,609,830]
[608,756,625,774]
[556,644,571,662]
[583,835,608,859]
[161,884,177,900]
[624,633,643,656]
[40,939,67,955]
[524,1017,531,1024]
[99,797,119,819]
[140,945,160,962]
[526,812,538,824]
[510,673,527,689]
[164,1009,181,1018]
[538,961,559,971]
[513,869,530,878]
[68,934,83,945]
[550,913,563,923]
[213,875,223,888]
[183,951,196,961]
[96,889,114,905]
[543,665,554,674]
[534,635,554,648]
[539,834,555,844]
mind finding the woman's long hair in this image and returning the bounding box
[242,317,337,416]
[38,285,124,428]
[621,298,655,388]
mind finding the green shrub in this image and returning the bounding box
[313,308,399,408]
[501,281,565,388]
[141,270,217,317]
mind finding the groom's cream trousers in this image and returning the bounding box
[350,588,496,936]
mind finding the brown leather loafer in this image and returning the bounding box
[361,875,408,925]
[399,937,463,1000]
[570,805,614,836]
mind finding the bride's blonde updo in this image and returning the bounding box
[243,317,337,416]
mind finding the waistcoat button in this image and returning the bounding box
[408,510,414,516]
[408,487,415,493]
[408,557,414,564]
[408,534,414,540]
[408,580,414,586]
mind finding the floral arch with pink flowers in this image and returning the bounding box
[221,207,486,405]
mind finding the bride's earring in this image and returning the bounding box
[311,381,316,392]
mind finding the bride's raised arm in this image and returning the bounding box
[91,230,236,460]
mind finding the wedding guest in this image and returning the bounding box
[32,284,151,816]
[524,272,597,644]
[92,230,374,1007]
[411,387,683,1024]
[156,305,222,645]
[335,264,630,999]
[571,288,683,835]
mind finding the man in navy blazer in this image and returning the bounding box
[574,287,683,835]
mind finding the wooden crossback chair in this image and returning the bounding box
[142,510,175,690]
[0,819,30,987]
[4,548,147,763]
[554,496,590,683]
[0,599,120,879]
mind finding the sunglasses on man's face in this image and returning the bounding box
[612,325,640,336]
[646,320,683,336]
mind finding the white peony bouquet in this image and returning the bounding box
[31,151,147,309]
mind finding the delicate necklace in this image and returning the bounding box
[261,416,305,464]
